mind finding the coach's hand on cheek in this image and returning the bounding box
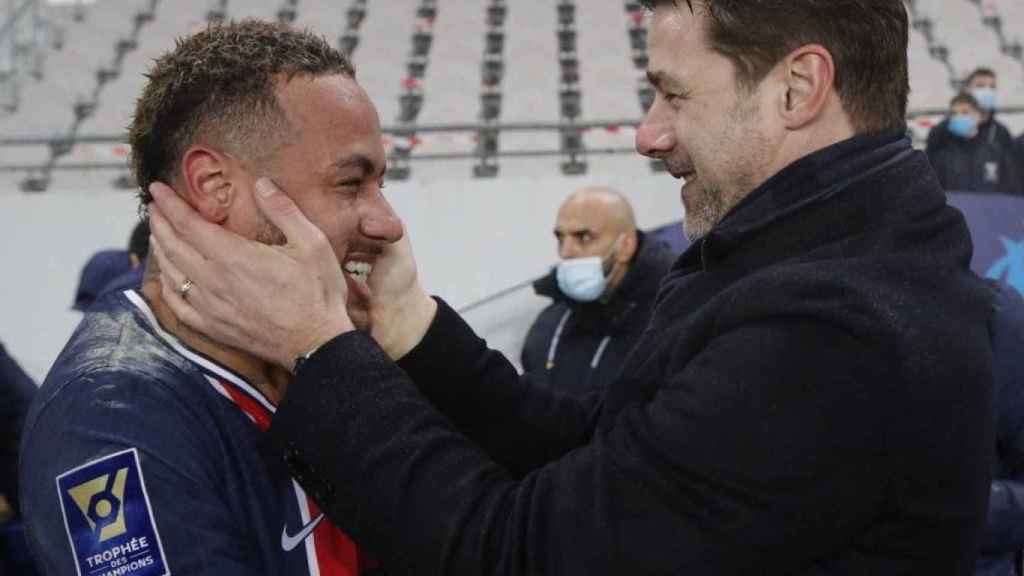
[147,178,355,371]
[366,230,437,360]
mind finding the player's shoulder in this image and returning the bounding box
[23,292,221,455]
[17,303,223,576]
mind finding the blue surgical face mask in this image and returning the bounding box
[948,113,978,138]
[970,87,997,111]
[556,235,623,303]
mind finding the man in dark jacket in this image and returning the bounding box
[927,67,1016,159]
[928,92,1023,194]
[521,188,674,396]
[146,0,996,573]
[978,284,1024,576]
[0,341,35,521]
[1,342,38,576]
[99,219,151,296]
[71,249,133,311]
[1017,133,1024,176]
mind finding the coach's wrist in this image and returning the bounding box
[287,307,355,373]
[372,286,437,360]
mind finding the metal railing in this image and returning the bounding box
[1,108,1022,176]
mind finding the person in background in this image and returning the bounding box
[73,221,154,312]
[0,341,37,576]
[977,283,1024,576]
[71,249,133,311]
[927,67,1016,158]
[0,341,34,522]
[928,92,1023,194]
[1016,133,1024,176]
[521,187,673,397]
[99,219,152,296]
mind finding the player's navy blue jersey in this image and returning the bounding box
[20,290,373,576]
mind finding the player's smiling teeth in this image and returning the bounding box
[344,261,372,283]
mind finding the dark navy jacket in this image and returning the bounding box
[927,117,1022,195]
[20,291,370,575]
[521,231,674,397]
[978,285,1024,576]
[0,342,35,515]
[1017,135,1024,175]
[927,116,1015,159]
[268,132,996,575]
[928,130,1023,195]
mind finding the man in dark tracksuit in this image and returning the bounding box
[521,229,674,396]
[928,93,1023,195]
[928,116,1016,165]
[927,67,1016,162]
[977,284,1024,576]
[145,1,996,574]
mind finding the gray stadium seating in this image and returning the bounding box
[1,0,1023,190]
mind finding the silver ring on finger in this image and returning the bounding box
[177,278,195,301]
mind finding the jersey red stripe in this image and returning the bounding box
[217,379,274,432]
[214,377,366,575]
[308,498,360,576]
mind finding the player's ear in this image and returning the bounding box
[180,146,235,223]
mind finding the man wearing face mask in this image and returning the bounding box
[521,187,674,397]
[928,92,1023,194]
[928,68,1016,159]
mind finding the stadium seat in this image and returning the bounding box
[3,0,1023,189]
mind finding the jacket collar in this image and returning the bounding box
[676,130,913,272]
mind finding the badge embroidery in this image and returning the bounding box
[56,448,170,576]
[985,161,999,183]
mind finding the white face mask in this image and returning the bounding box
[556,235,623,303]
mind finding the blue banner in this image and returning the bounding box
[650,191,1024,297]
[948,192,1024,296]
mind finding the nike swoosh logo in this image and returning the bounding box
[281,513,325,552]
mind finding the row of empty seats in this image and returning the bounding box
[472,1,507,178]
[907,0,1024,110]
[2,0,1024,190]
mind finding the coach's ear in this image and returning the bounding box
[777,43,836,130]
[180,146,234,223]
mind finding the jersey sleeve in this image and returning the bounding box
[20,371,265,576]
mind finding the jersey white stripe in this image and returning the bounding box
[124,290,276,414]
[204,375,233,402]
[204,376,258,424]
[292,480,322,576]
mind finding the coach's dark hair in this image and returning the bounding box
[640,0,909,133]
[129,19,355,206]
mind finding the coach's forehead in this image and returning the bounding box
[646,2,715,91]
